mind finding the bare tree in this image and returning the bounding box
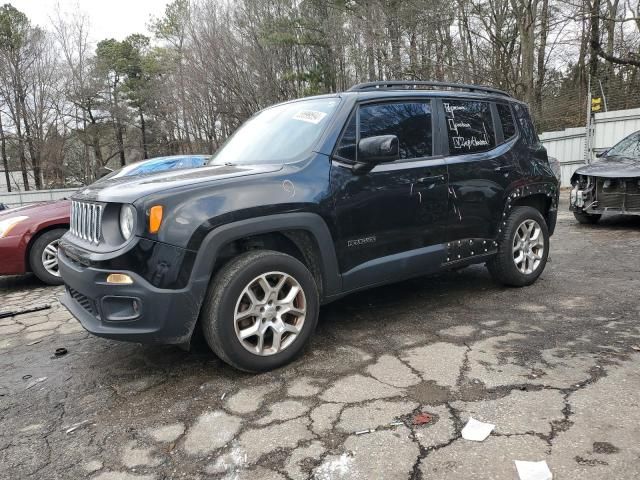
[1,0,639,188]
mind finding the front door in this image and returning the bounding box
[331,99,449,291]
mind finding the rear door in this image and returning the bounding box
[442,98,515,242]
[331,98,449,290]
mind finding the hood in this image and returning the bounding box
[574,156,640,178]
[0,199,70,220]
[72,163,283,204]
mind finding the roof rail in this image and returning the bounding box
[347,80,511,98]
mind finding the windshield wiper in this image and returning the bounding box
[605,154,638,160]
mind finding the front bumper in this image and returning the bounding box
[0,234,28,275]
[58,248,208,345]
[570,179,640,216]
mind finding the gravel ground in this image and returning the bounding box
[1,201,639,480]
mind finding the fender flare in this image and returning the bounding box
[189,212,341,297]
[502,182,559,235]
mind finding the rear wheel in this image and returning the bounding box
[573,211,601,224]
[29,228,66,286]
[200,250,319,372]
[487,207,549,287]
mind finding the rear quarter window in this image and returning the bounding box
[444,100,496,155]
[512,103,539,145]
[497,103,516,140]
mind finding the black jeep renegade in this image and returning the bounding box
[59,81,559,372]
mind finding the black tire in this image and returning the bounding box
[29,228,66,286]
[573,211,601,224]
[487,206,549,287]
[200,250,319,372]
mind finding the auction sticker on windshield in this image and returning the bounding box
[293,110,328,124]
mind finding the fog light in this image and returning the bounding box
[101,296,142,322]
[106,273,133,284]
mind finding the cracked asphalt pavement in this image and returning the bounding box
[1,201,640,479]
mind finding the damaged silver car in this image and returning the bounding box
[570,130,640,224]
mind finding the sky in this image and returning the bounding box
[9,0,171,42]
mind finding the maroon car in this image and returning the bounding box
[0,155,211,285]
[0,200,70,284]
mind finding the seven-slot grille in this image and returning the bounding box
[70,200,103,244]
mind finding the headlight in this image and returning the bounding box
[119,205,136,240]
[0,216,28,238]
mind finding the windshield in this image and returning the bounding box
[607,132,640,159]
[210,98,340,165]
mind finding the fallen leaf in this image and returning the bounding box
[412,412,433,425]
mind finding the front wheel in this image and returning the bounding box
[487,206,549,287]
[29,228,66,285]
[573,211,601,224]
[200,250,319,372]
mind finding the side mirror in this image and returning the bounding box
[358,135,400,165]
[596,149,608,158]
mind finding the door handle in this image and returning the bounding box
[418,174,446,184]
[494,165,514,173]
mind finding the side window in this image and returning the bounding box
[497,103,516,139]
[512,103,538,145]
[335,112,357,161]
[359,102,432,159]
[444,99,496,154]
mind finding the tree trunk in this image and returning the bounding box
[178,51,191,153]
[18,91,42,189]
[534,0,550,114]
[511,0,538,105]
[140,108,149,159]
[110,78,126,167]
[603,0,620,87]
[408,29,418,78]
[589,0,601,80]
[459,1,476,83]
[13,94,30,191]
[365,4,376,81]
[115,121,126,167]
[577,11,589,93]
[457,5,470,83]
[0,113,10,192]
[86,108,104,172]
[386,1,402,78]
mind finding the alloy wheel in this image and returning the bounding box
[233,271,307,356]
[512,219,545,275]
[41,239,61,277]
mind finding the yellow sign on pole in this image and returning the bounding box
[591,97,602,113]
